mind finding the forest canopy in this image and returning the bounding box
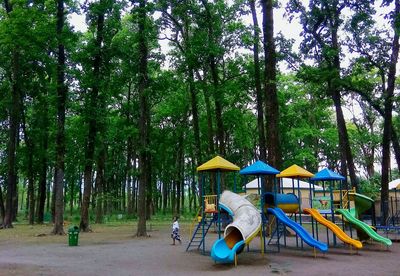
[0,0,399,234]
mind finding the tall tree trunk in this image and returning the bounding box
[69,174,74,216]
[203,88,215,155]
[52,0,67,235]
[2,0,20,229]
[381,0,400,225]
[162,177,168,215]
[80,8,105,232]
[171,180,176,213]
[0,185,5,223]
[175,130,184,214]
[391,128,400,171]
[188,68,202,164]
[126,82,135,216]
[261,0,281,191]
[133,157,138,214]
[46,167,52,213]
[329,12,357,190]
[21,108,35,225]
[136,0,150,237]
[51,171,56,223]
[146,169,153,219]
[36,97,49,224]
[191,157,197,212]
[250,0,267,161]
[126,138,134,216]
[201,0,224,155]
[95,145,106,224]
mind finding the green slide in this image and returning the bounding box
[349,192,374,216]
[336,209,392,246]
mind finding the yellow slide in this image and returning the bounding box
[303,208,362,249]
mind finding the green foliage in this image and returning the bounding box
[1,0,398,226]
[359,175,381,200]
[278,74,338,171]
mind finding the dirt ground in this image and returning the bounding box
[0,222,399,276]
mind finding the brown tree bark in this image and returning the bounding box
[136,0,150,237]
[126,137,134,216]
[381,0,400,225]
[52,0,67,235]
[95,145,106,224]
[2,0,20,229]
[36,96,49,224]
[21,106,35,225]
[329,8,357,190]
[80,6,105,232]
[175,129,184,214]
[249,0,267,161]
[203,87,215,156]
[292,0,357,189]
[188,69,202,163]
[0,185,5,223]
[201,0,224,155]
[261,0,281,191]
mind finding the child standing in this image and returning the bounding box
[171,216,182,245]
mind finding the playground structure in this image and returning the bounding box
[187,156,392,266]
[186,156,240,255]
[210,191,262,265]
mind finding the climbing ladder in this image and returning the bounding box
[186,213,216,252]
[342,190,349,209]
[267,216,286,247]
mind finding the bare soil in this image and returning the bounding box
[0,222,399,275]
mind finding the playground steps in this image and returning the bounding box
[267,216,286,246]
[186,215,216,252]
[342,190,349,209]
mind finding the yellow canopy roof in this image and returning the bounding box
[277,164,314,178]
[197,156,240,172]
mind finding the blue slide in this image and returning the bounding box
[268,207,328,253]
[210,203,245,263]
[211,239,245,263]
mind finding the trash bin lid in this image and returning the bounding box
[68,225,80,232]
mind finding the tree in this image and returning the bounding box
[261,0,281,189]
[1,0,21,229]
[287,0,357,189]
[52,0,67,235]
[80,0,107,233]
[343,0,400,223]
[380,0,399,225]
[249,0,266,161]
[135,0,151,237]
[159,0,203,165]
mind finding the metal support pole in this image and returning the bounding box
[201,173,205,255]
[217,170,221,239]
[297,178,303,249]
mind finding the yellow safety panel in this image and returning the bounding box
[277,203,299,213]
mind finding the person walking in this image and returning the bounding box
[171,216,182,245]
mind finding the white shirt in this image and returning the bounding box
[173,221,179,230]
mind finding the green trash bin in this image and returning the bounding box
[68,226,80,246]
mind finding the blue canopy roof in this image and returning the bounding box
[310,168,345,181]
[240,160,280,175]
